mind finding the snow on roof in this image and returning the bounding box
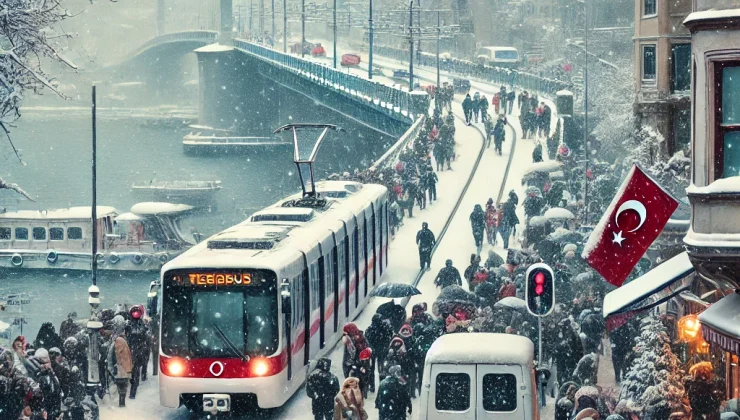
[685,9,740,27]
[602,252,694,318]
[529,216,548,226]
[544,207,575,220]
[0,206,117,220]
[194,43,234,53]
[687,177,740,195]
[556,90,574,97]
[523,160,562,175]
[425,333,534,366]
[114,212,143,222]
[698,291,740,339]
[251,207,314,216]
[131,202,194,215]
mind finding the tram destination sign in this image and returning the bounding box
[174,273,254,287]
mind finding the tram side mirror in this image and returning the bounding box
[280,280,291,314]
[147,281,160,316]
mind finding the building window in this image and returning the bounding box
[643,45,657,83]
[0,228,10,240]
[671,44,691,93]
[50,228,64,241]
[32,227,46,241]
[15,228,28,240]
[67,227,83,240]
[435,373,470,411]
[644,0,656,16]
[715,63,740,179]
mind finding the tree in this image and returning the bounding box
[620,316,686,420]
[1,0,80,199]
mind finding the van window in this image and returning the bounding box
[0,228,10,240]
[435,373,470,411]
[495,50,518,60]
[33,227,46,241]
[68,227,83,240]
[482,373,518,412]
[50,228,64,241]
[15,228,28,240]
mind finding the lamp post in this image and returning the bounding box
[333,0,338,68]
[272,0,276,45]
[301,0,306,57]
[368,0,374,79]
[583,0,589,224]
[416,0,421,62]
[436,11,440,89]
[408,0,414,92]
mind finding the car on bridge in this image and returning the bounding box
[311,44,326,57]
[341,53,361,67]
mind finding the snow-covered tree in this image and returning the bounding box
[620,316,686,420]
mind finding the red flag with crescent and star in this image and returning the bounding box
[582,165,679,287]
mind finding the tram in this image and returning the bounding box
[158,179,389,412]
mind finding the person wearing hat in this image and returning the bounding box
[60,312,81,341]
[126,304,151,399]
[434,259,462,289]
[107,315,132,407]
[416,222,436,271]
[350,348,374,398]
[376,365,412,420]
[307,358,340,420]
[334,377,368,420]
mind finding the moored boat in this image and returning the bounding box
[0,202,195,272]
[130,180,222,206]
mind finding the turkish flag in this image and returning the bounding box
[582,165,678,287]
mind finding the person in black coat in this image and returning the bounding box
[365,314,394,371]
[376,365,412,420]
[609,319,635,383]
[126,305,151,399]
[469,204,486,252]
[532,143,543,163]
[416,222,436,270]
[434,259,462,289]
[306,358,340,420]
[34,322,63,352]
[493,114,507,155]
[462,94,473,125]
[500,199,519,249]
[422,169,438,203]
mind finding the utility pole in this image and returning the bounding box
[583,0,590,225]
[333,0,338,68]
[260,0,265,41]
[436,11,440,89]
[283,0,287,52]
[408,0,414,92]
[249,0,254,38]
[301,0,306,57]
[416,0,422,61]
[368,0,374,79]
[272,0,276,45]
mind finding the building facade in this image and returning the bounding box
[633,0,692,155]
[684,0,740,403]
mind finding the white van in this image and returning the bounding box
[419,333,538,420]
[476,47,520,67]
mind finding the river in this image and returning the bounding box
[0,108,388,341]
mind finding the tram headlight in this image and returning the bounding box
[165,358,186,377]
[251,358,270,377]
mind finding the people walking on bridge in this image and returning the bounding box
[472,92,481,123]
[434,259,462,289]
[484,116,495,148]
[470,204,486,253]
[421,168,438,204]
[492,92,501,114]
[462,94,473,125]
[342,323,368,379]
[416,222,436,270]
[485,198,499,245]
[499,86,508,114]
[507,89,516,114]
[376,365,412,420]
[479,95,489,122]
[540,102,552,138]
[306,358,340,420]
[500,195,520,250]
[493,114,507,155]
[533,142,544,163]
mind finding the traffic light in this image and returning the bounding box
[525,263,555,317]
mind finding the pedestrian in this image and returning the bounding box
[334,377,368,420]
[493,114,507,155]
[34,322,63,352]
[416,222,436,270]
[434,259,462,289]
[349,348,374,398]
[553,319,582,384]
[485,198,498,245]
[59,312,81,341]
[492,92,501,114]
[125,304,150,399]
[686,362,724,420]
[498,278,517,300]
[407,302,433,326]
[462,94,473,125]
[463,253,481,286]
[307,358,340,420]
[479,95,489,121]
[500,195,519,249]
[422,169,438,204]
[11,336,29,375]
[472,91,481,123]
[532,142,543,163]
[469,204,486,253]
[106,315,132,407]
[376,365,412,420]
[507,90,516,114]
[484,115,495,148]
[342,323,368,379]
[499,86,508,114]
[365,314,394,373]
[540,102,552,137]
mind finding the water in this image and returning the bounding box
[0,109,387,341]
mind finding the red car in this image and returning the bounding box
[341,53,361,67]
[311,44,326,57]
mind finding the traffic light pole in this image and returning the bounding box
[538,317,546,407]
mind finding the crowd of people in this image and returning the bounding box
[0,304,157,419]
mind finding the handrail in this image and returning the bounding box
[369,114,426,172]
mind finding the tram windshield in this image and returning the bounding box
[161,269,279,358]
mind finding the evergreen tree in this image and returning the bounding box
[620,316,685,420]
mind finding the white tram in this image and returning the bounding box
[159,180,389,412]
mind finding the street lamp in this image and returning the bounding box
[333,0,338,68]
[408,0,414,92]
[368,0,374,79]
[301,0,306,57]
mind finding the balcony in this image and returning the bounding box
[685,178,740,290]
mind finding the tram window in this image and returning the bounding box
[310,262,320,310]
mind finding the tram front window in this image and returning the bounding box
[161,269,279,358]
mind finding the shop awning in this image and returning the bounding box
[699,292,740,355]
[603,252,695,320]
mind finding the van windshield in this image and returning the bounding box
[495,50,518,60]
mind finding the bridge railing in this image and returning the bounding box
[374,45,574,97]
[133,30,219,56]
[369,114,425,172]
[232,39,417,120]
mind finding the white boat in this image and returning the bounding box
[130,180,222,206]
[0,202,196,272]
[182,133,291,154]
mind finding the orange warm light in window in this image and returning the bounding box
[251,358,270,377]
[166,358,186,376]
[678,314,701,342]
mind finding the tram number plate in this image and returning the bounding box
[203,394,231,413]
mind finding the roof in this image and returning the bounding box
[0,206,118,221]
[131,202,194,216]
[194,43,234,53]
[699,292,740,354]
[425,333,534,366]
[602,252,695,318]
[251,207,315,217]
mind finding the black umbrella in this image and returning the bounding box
[370,282,422,298]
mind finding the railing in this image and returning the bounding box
[374,45,573,97]
[232,39,415,120]
[369,114,426,172]
[132,30,219,57]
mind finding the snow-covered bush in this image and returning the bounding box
[620,316,685,419]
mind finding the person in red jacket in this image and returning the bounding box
[485,198,498,245]
[492,93,501,115]
[498,279,517,300]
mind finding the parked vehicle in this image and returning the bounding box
[453,78,471,93]
[476,46,520,68]
[341,53,361,67]
[419,333,539,420]
[311,44,326,57]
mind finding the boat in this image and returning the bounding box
[182,133,291,154]
[0,202,196,272]
[131,180,222,206]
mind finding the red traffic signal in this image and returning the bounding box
[525,263,555,317]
